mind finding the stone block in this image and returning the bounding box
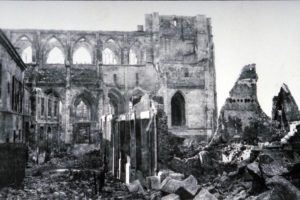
[126,180,145,194]
[161,193,181,200]
[146,176,161,190]
[194,188,217,200]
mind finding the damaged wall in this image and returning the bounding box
[272,83,300,131]
[211,64,271,144]
[4,12,217,145]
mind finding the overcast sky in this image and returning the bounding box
[0,1,300,116]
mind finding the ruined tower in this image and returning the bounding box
[212,64,270,144]
[146,13,217,140]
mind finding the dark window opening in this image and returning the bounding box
[41,98,45,116]
[48,99,52,116]
[11,76,23,113]
[54,101,58,117]
[171,92,186,126]
[39,126,44,140]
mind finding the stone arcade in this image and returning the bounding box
[4,12,217,147]
[1,12,217,183]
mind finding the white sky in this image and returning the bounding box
[1,1,300,116]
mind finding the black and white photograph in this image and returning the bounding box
[0,1,300,199]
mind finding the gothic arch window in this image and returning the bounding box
[46,47,65,64]
[73,47,92,64]
[171,92,186,126]
[75,100,90,121]
[21,46,32,64]
[129,49,138,65]
[102,48,117,65]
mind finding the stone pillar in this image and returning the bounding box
[129,112,136,181]
[64,62,72,144]
[123,48,129,65]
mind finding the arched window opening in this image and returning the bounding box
[73,47,92,64]
[102,48,117,65]
[171,92,186,126]
[46,47,64,64]
[75,100,90,121]
[21,46,32,63]
[129,49,138,65]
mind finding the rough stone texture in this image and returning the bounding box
[246,190,272,200]
[127,179,145,194]
[5,12,217,144]
[247,162,261,178]
[161,193,181,200]
[161,175,199,197]
[266,175,300,200]
[210,64,271,145]
[258,151,291,178]
[146,176,161,190]
[0,30,32,144]
[193,188,217,200]
[272,84,300,131]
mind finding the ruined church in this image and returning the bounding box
[4,12,217,146]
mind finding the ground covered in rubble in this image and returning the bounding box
[1,142,300,200]
[0,150,147,200]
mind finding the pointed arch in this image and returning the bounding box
[103,48,117,64]
[72,90,97,121]
[102,38,120,64]
[108,88,125,114]
[171,91,186,126]
[129,40,144,65]
[73,47,92,64]
[72,36,94,64]
[21,46,32,63]
[44,36,66,64]
[129,49,138,65]
[46,47,65,64]
[14,35,34,63]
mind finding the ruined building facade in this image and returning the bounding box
[0,29,28,188]
[211,64,271,144]
[4,13,217,145]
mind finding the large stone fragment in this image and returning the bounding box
[126,180,145,194]
[146,176,161,190]
[260,162,289,177]
[266,175,300,200]
[161,193,180,200]
[259,153,290,178]
[247,162,261,178]
[272,83,300,131]
[246,190,272,200]
[194,188,217,200]
[158,170,185,182]
[161,175,199,198]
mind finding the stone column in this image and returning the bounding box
[64,61,72,144]
[123,48,129,65]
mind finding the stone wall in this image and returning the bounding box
[272,83,300,131]
[211,64,271,144]
[4,12,217,144]
[0,144,26,188]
